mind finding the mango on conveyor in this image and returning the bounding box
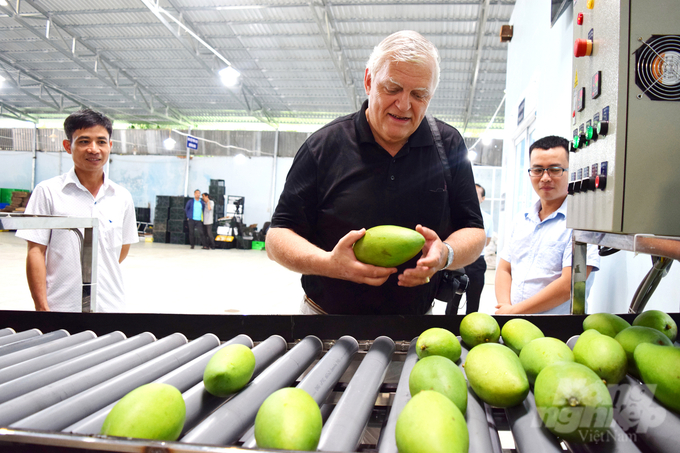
[583,312,630,338]
[501,318,544,355]
[203,344,256,397]
[633,310,677,342]
[254,387,322,451]
[519,337,574,385]
[635,343,680,413]
[459,312,500,348]
[572,329,627,384]
[614,326,673,378]
[464,342,529,407]
[101,383,185,441]
[409,355,467,413]
[395,390,469,453]
[534,362,613,443]
[353,225,425,267]
[416,327,461,362]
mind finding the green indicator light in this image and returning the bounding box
[586,125,594,141]
[573,136,581,149]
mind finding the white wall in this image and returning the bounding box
[501,0,680,314]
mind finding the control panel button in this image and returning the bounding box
[574,180,582,193]
[577,13,584,25]
[573,135,582,150]
[595,174,607,190]
[579,133,587,148]
[597,121,609,136]
[587,0,595,9]
[588,176,597,191]
[585,125,598,142]
[574,39,593,57]
[568,182,575,195]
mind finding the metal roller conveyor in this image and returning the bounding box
[376,337,417,453]
[459,342,503,453]
[65,333,254,435]
[0,332,186,427]
[180,335,288,437]
[505,391,564,452]
[11,333,221,431]
[241,335,360,449]
[0,330,70,357]
[0,331,96,369]
[0,328,15,338]
[564,419,643,453]
[317,336,395,452]
[610,375,680,453]
[0,332,150,404]
[0,331,125,385]
[0,329,41,346]
[181,335,323,446]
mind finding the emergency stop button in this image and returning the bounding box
[574,39,593,57]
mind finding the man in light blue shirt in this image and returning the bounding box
[184,189,205,249]
[495,136,599,314]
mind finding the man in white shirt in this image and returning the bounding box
[201,192,215,250]
[16,109,138,312]
[495,136,599,314]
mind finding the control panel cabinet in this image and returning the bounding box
[568,0,680,236]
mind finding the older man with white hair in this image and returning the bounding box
[266,31,486,315]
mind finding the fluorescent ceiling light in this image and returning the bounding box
[234,153,248,164]
[467,150,478,162]
[219,66,241,87]
[163,137,176,150]
[0,1,7,6]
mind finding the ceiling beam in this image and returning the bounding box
[309,0,360,110]
[0,100,38,122]
[0,0,193,126]
[462,0,491,133]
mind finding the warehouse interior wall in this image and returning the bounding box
[501,0,680,314]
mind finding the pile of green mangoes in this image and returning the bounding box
[396,310,679,452]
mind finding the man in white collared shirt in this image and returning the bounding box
[495,136,599,314]
[16,109,138,312]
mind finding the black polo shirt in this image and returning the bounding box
[271,100,484,314]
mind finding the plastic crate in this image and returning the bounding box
[252,241,265,250]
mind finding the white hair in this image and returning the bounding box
[366,30,441,91]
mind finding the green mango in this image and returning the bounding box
[254,387,322,451]
[583,313,631,338]
[519,337,574,385]
[353,225,425,267]
[534,362,613,443]
[416,327,461,362]
[501,318,544,355]
[614,326,673,378]
[409,355,467,413]
[633,310,677,342]
[634,343,680,413]
[395,390,468,453]
[573,329,627,384]
[101,383,185,441]
[459,312,500,348]
[464,342,529,407]
[203,344,256,397]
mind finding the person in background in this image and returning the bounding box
[201,192,215,250]
[16,109,138,312]
[184,189,205,249]
[266,30,486,315]
[495,135,599,314]
[447,183,493,314]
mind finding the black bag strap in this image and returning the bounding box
[426,114,454,202]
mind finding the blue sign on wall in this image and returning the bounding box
[186,135,199,150]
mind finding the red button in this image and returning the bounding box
[577,13,584,25]
[574,39,593,57]
[595,175,600,188]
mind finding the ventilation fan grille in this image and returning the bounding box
[635,34,680,101]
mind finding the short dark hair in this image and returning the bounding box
[529,135,569,157]
[64,109,113,141]
[475,183,485,198]
[202,193,209,198]
[194,189,201,193]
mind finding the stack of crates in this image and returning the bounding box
[153,196,170,243]
[209,179,225,236]
[169,196,187,244]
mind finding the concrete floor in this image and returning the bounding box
[0,231,498,315]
